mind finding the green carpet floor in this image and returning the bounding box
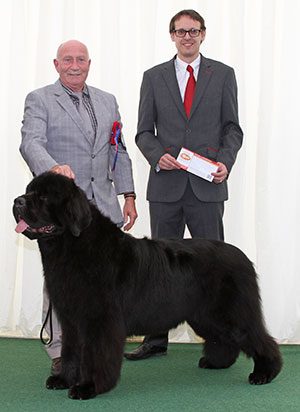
[1,338,300,411]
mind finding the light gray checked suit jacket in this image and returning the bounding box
[20,80,134,224]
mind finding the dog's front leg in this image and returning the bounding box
[46,323,80,391]
[68,317,125,399]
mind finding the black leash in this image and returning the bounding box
[40,300,53,345]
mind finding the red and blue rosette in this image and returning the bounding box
[111,121,121,171]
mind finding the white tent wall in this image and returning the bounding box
[1,0,299,342]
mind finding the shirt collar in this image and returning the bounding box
[176,54,201,73]
[60,81,89,97]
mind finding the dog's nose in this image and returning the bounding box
[14,196,26,207]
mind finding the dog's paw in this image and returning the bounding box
[68,383,97,400]
[46,375,69,390]
[198,357,215,369]
[248,372,273,385]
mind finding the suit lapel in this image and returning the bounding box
[53,80,94,145]
[88,87,108,152]
[189,55,213,120]
[162,56,213,121]
[162,58,187,120]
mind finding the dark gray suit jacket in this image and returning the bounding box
[136,55,243,203]
[20,80,135,224]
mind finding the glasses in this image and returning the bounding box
[173,28,203,38]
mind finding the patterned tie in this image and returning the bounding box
[74,91,96,144]
[184,65,196,118]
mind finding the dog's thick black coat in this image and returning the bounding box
[13,172,282,399]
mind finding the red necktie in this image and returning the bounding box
[184,65,196,118]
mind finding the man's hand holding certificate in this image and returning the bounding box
[177,147,219,182]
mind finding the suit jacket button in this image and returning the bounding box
[91,177,94,182]
[186,129,191,133]
[91,154,95,159]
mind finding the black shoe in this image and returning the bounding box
[124,343,167,360]
[50,357,61,376]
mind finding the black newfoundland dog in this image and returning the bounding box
[13,172,282,400]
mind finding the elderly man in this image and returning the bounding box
[20,40,137,374]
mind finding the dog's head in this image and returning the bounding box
[13,172,92,239]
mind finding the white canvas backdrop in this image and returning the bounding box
[1,0,300,343]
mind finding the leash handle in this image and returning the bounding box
[40,301,53,345]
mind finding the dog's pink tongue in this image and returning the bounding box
[15,220,29,233]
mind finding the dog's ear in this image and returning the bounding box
[63,188,92,237]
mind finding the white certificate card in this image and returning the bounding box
[177,147,219,182]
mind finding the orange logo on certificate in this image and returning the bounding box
[180,153,191,161]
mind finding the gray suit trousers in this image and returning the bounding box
[42,284,62,359]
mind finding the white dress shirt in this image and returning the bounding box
[174,54,201,101]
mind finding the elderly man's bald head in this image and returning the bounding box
[56,40,90,60]
[54,40,91,91]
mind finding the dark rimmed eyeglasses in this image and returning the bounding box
[173,28,203,38]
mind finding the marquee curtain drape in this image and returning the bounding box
[1,0,300,343]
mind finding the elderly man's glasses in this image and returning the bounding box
[173,28,203,38]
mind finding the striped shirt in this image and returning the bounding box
[60,82,98,135]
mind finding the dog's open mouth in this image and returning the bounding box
[15,217,55,234]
